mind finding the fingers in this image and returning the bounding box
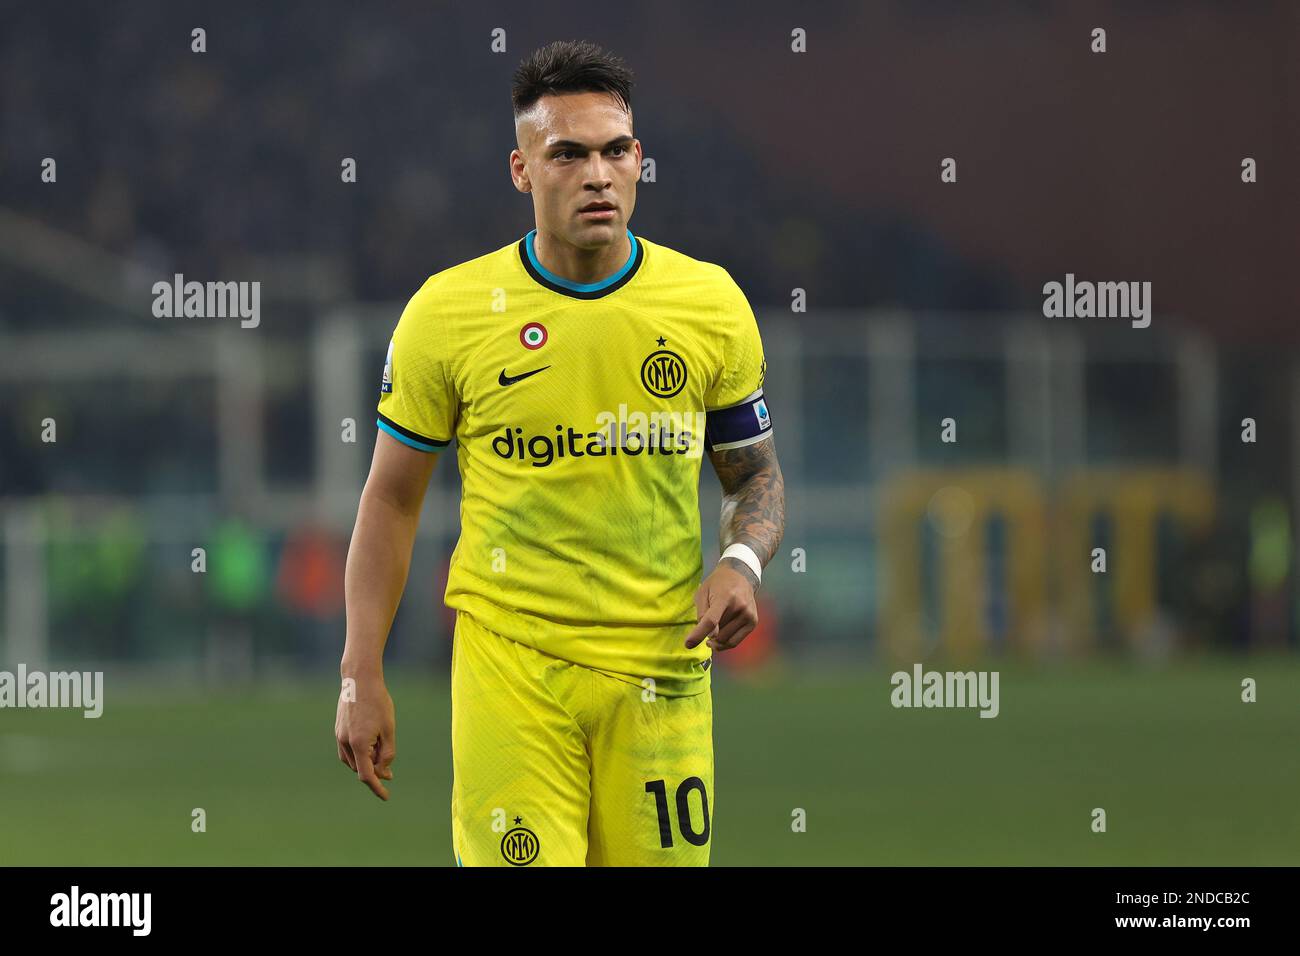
[704,587,759,650]
[353,739,389,801]
[685,582,715,647]
[686,575,762,649]
[338,732,393,789]
[377,737,397,781]
[709,606,758,650]
[685,601,723,649]
[692,582,709,619]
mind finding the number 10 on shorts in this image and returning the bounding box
[645,777,711,848]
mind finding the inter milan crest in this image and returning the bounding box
[500,823,540,865]
[641,338,687,398]
[520,322,548,350]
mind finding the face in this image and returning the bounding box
[511,91,641,250]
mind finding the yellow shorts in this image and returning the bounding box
[450,610,714,866]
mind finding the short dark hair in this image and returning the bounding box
[512,40,634,117]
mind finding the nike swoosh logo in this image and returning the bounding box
[499,366,551,386]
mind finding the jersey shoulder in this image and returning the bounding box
[637,235,737,288]
[634,235,754,327]
[393,239,523,367]
[406,238,521,312]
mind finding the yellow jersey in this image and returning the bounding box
[376,228,772,696]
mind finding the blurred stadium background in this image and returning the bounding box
[1,1,1297,864]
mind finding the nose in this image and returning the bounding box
[583,153,613,190]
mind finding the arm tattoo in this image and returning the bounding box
[708,435,786,590]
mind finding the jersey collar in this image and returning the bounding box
[518,228,644,299]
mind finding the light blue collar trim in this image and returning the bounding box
[525,228,638,292]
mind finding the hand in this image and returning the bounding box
[335,673,396,800]
[684,559,759,652]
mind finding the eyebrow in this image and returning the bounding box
[547,135,634,152]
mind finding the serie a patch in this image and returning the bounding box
[381,340,394,393]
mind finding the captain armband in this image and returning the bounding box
[703,389,773,452]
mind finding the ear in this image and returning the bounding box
[509,149,532,193]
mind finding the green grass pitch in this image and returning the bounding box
[1,657,1297,865]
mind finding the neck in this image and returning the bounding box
[532,228,631,285]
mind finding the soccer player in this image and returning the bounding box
[335,39,785,866]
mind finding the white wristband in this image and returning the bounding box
[719,543,762,584]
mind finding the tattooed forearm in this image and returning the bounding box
[708,435,786,589]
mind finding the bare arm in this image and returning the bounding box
[342,431,437,675]
[685,435,787,650]
[336,431,437,799]
[711,434,786,591]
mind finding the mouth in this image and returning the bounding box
[578,201,617,220]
